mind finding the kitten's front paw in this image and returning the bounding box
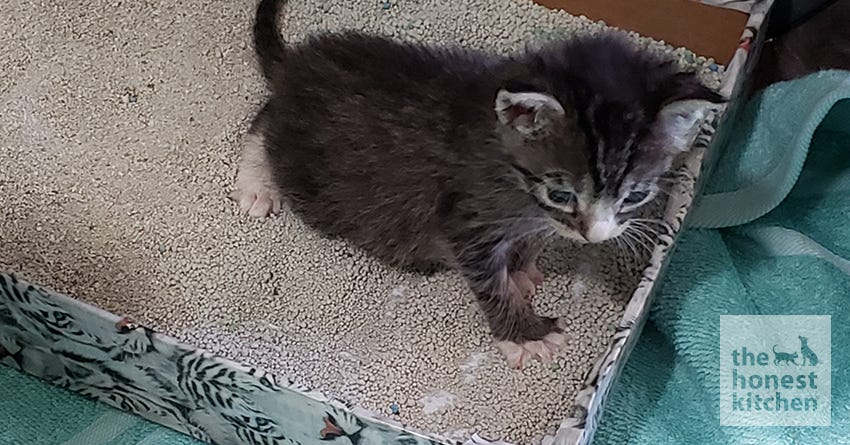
[509,271,536,301]
[496,331,566,369]
[509,263,544,301]
[524,261,544,286]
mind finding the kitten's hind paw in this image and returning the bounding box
[231,133,282,218]
[496,330,566,369]
[230,187,281,218]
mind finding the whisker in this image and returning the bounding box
[630,228,658,249]
[613,237,627,262]
[626,235,644,269]
[657,171,689,181]
[621,231,647,257]
[633,220,672,237]
[613,237,636,267]
[656,177,683,184]
[623,228,654,255]
[618,233,641,268]
[630,218,668,226]
[629,221,661,237]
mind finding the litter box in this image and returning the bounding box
[0,0,772,444]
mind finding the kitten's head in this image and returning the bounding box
[495,35,724,243]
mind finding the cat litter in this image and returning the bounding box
[0,0,721,443]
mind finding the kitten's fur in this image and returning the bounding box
[234,0,724,368]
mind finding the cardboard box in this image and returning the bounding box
[534,0,749,62]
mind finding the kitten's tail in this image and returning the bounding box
[254,0,288,82]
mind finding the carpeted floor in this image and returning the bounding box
[0,366,202,445]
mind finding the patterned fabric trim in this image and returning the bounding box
[0,274,450,445]
[0,3,772,444]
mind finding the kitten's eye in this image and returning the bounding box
[547,189,576,206]
[623,190,650,206]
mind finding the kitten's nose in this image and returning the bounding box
[584,221,617,243]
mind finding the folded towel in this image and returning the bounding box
[0,365,203,445]
[595,70,850,444]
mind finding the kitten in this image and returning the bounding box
[233,0,724,368]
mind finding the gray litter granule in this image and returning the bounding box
[0,0,719,442]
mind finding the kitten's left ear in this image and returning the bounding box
[651,74,726,153]
[651,99,719,153]
[495,89,566,136]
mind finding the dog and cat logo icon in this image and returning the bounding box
[772,336,820,366]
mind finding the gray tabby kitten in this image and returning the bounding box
[233,0,723,368]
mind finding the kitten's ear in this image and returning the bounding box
[650,99,721,153]
[649,73,725,153]
[495,89,565,135]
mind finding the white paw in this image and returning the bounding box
[231,187,282,218]
[496,331,566,369]
[231,133,282,218]
[509,271,537,301]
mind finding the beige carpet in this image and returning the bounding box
[0,0,719,442]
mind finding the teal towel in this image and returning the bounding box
[0,366,204,445]
[595,70,850,444]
